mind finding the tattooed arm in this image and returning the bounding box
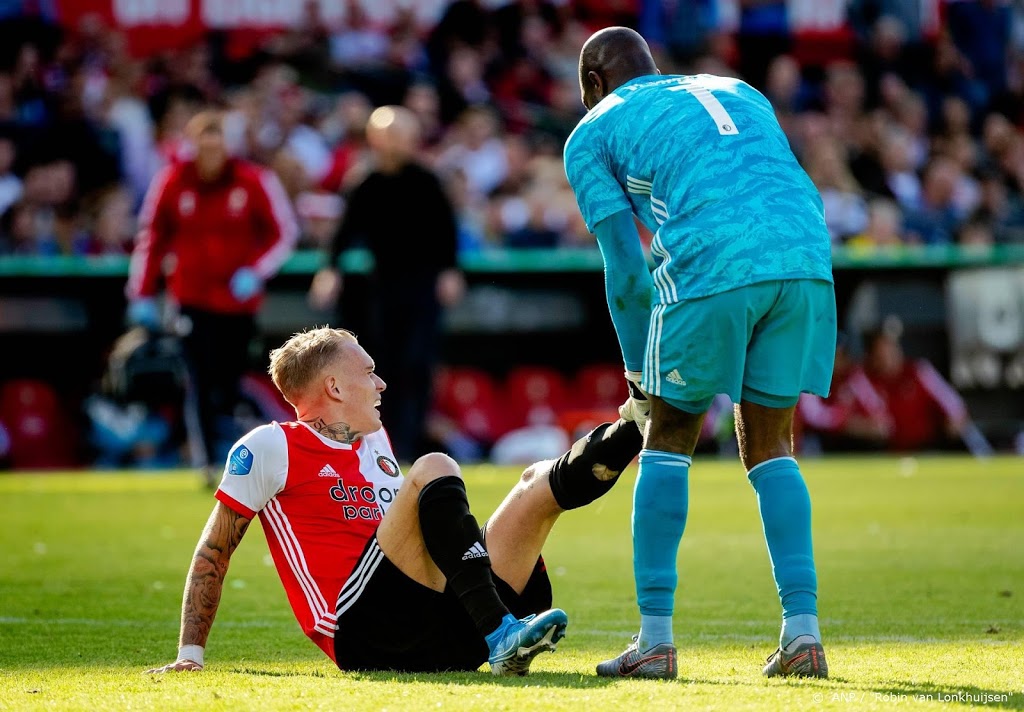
[146,503,252,673]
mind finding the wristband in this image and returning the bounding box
[177,644,204,666]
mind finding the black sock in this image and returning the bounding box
[548,419,644,510]
[418,476,509,636]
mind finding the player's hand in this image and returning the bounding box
[229,267,262,301]
[619,370,650,435]
[436,268,466,308]
[145,659,204,674]
[127,298,161,330]
[309,268,343,311]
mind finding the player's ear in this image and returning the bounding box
[325,375,343,401]
[587,70,604,97]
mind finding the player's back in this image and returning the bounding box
[564,74,833,302]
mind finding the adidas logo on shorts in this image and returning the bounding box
[666,369,687,386]
[462,542,488,560]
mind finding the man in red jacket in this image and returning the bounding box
[126,110,298,484]
[861,327,970,451]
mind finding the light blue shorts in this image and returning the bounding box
[641,279,837,414]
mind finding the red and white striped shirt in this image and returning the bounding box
[215,421,403,662]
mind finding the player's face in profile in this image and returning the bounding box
[333,342,387,435]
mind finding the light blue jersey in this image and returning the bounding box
[564,74,833,303]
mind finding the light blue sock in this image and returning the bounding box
[638,614,673,652]
[633,449,690,651]
[781,613,821,649]
[747,457,820,647]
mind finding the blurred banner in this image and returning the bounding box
[947,268,1024,392]
[52,0,449,57]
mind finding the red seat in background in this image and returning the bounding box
[560,364,625,440]
[504,366,570,429]
[0,379,78,469]
[433,367,507,444]
[573,364,626,409]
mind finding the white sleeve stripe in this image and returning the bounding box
[800,395,844,429]
[915,361,967,419]
[253,170,299,279]
[262,498,328,622]
[848,370,887,414]
[126,166,175,298]
[265,498,332,616]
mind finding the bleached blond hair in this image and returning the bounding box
[268,327,358,405]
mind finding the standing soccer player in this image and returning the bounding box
[126,111,298,486]
[563,28,836,679]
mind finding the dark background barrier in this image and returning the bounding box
[3,245,1023,445]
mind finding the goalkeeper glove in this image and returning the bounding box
[618,370,650,434]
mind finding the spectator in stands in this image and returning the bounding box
[903,156,964,244]
[88,186,135,255]
[736,0,790,90]
[319,91,373,193]
[861,323,969,451]
[947,0,1011,110]
[804,136,869,241]
[764,54,806,140]
[102,61,159,206]
[957,215,995,247]
[309,105,464,462]
[125,110,298,485]
[0,133,22,216]
[848,198,905,247]
[976,170,1024,242]
[437,105,509,199]
[879,126,922,210]
[824,63,867,144]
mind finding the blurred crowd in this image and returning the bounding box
[1,0,1024,257]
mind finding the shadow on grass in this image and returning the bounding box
[229,668,619,689]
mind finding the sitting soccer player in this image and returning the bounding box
[146,327,642,675]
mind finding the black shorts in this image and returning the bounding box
[333,534,553,672]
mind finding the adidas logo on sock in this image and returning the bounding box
[666,369,687,386]
[462,542,488,560]
[318,464,339,478]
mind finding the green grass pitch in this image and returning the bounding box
[1,456,1022,711]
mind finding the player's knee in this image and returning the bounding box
[407,452,461,489]
[518,463,542,487]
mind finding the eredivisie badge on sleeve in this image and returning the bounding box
[228,444,254,475]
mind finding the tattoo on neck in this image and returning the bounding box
[305,417,361,444]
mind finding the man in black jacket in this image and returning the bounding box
[310,105,465,462]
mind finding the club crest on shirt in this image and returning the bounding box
[228,187,248,214]
[178,191,196,216]
[375,453,399,477]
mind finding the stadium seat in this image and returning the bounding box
[504,366,570,429]
[573,364,626,409]
[0,379,77,469]
[433,367,507,443]
[554,364,626,439]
